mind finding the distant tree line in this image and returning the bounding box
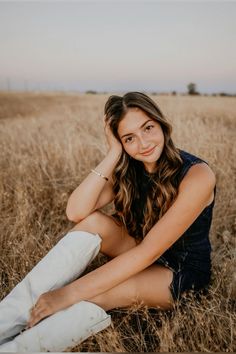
[85,83,235,97]
[1,79,234,96]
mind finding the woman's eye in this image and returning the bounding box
[125,136,133,143]
[145,125,154,131]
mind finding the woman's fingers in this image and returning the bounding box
[28,309,49,328]
[103,120,123,155]
[26,287,72,329]
[103,114,108,128]
[27,300,51,328]
[28,305,50,328]
[30,304,43,317]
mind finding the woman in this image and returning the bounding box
[0,92,216,352]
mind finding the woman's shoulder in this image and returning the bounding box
[177,149,216,206]
[178,148,212,180]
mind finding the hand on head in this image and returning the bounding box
[103,115,123,156]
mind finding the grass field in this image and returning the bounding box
[0,91,235,352]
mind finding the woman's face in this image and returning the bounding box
[117,107,165,173]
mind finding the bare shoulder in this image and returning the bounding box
[179,162,216,187]
[179,162,216,206]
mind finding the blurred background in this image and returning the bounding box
[0,0,235,95]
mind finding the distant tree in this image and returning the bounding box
[187,83,199,95]
[85,90,97,94]
[171,91,177,96]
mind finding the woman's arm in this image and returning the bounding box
[66,119,122,222]
[66,149,120,222]
[141,162,216,262]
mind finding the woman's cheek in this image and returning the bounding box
[121,142,126,150]
[124,147,131,155]
[123,145,133,156]
[129,147,137,157]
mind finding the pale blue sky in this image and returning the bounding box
[0,1,235,94]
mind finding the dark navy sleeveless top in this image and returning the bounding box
[135,149,216,273]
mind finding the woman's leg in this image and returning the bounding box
[0,210,174,352]
[0,209,135,345]
[0,300,112,352]
[70,210,139,258]
[0,210,137,351]
[0,262,174,353]
[70,210,175,311]
[87,264,174,311]
[0,228,102,344]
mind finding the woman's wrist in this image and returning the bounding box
[64,283,81,307]
[90,169,109,181]
[108,147,122,160]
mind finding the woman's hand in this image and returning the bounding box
[103,115,123,156]
[26,286,73,329]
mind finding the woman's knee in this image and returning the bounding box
[69,210,137,258]
[70,210,106,234]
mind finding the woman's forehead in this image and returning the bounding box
[118,109,153,135]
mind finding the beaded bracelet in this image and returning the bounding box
[90,169,109,181]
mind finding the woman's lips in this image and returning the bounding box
[140,146,156,156]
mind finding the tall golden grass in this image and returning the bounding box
[0,92,235,352]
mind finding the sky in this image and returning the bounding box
[0,0,235,94]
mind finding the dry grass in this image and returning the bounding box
[0,91,235,352]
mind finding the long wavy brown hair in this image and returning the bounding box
[104,91,183,243]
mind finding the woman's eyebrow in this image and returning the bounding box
[121,119,153,139]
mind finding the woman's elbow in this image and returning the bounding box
[66,205,83,223]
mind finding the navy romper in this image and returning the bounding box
[139,149,216,302]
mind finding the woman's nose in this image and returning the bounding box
[138,136,149,150]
